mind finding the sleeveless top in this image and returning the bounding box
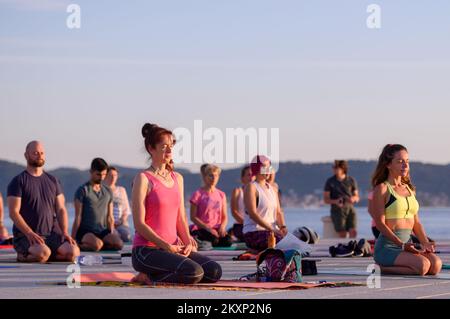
[133,171,180,248]
[384,182,419,220]
[243,181,278,233]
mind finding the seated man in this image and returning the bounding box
[7,141,79,263]
[72,158,123,252]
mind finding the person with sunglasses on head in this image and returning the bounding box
[243,155,288,252]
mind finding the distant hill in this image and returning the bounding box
[1,159,450,207]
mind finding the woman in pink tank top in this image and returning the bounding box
[131,123,222,285]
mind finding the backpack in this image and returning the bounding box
[256,249,303,283]
[293,226,320,244]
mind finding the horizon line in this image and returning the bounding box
[1,158,449,174]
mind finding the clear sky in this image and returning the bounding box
[1,0,450,171]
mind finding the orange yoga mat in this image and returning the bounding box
[76,272,355,290]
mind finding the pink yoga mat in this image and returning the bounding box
[77,272,339,289]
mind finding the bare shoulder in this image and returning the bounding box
[173,171,184,182]
[232,187,241,196]
[134,172,150,187]
[373,183,388,196]
[244,182,256,194]
[271,183,279,192]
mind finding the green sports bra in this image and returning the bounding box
[384,182,419,220]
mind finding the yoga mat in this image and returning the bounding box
[0,265,19,269]
[442,264,450,270]
[70,272,362,290]
[0,245,14,250]
[233,252,257,261]
[213,243,248,251]
[319,269,450,280]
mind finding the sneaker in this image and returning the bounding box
[361,239,373,257]
[335,243,355,258]
[353,240,364,257]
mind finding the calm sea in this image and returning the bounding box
[3,206,450,239]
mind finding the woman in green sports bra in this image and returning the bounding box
[371,144,442,275]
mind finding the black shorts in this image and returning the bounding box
[330,206,357,232]
[13,232,67,259]
[76,229,111,243]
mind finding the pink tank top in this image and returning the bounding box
[133,171,181,248]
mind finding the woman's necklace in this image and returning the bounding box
[150,165,170,180]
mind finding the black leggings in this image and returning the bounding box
[132,246,222,284]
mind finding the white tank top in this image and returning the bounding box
[243,181,278,233]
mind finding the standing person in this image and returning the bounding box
[229,166,254,242]
[104,167,132,242]
[372,144,441,275]
[72,158,123,252]
[323,160,360,238]
[7,141,79,263]
[0,192,12,244]
[243,155,288,252]
[131,123,222,285]
[190,164,232,247]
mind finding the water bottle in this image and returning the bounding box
[268,231,276,249]
[77,255,103,266]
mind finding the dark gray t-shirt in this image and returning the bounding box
[7,171,63,237]
[324,175,358,208]
[75,182,113,234]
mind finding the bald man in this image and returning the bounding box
[7,141,80,263]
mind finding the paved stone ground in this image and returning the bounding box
[1,239,449,299]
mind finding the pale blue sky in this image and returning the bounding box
[1,0,450,171]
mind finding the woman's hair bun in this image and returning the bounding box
[142,123,157,138]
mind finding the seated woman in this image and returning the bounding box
[131,123,222,285]
[243,155,288,252]
[105,167,132,242]
[190,164,232,247]
[372,144,442,275]
[229,166,254,242]
[0,192,13,245]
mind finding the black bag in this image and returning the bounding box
[301,259,318,276]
